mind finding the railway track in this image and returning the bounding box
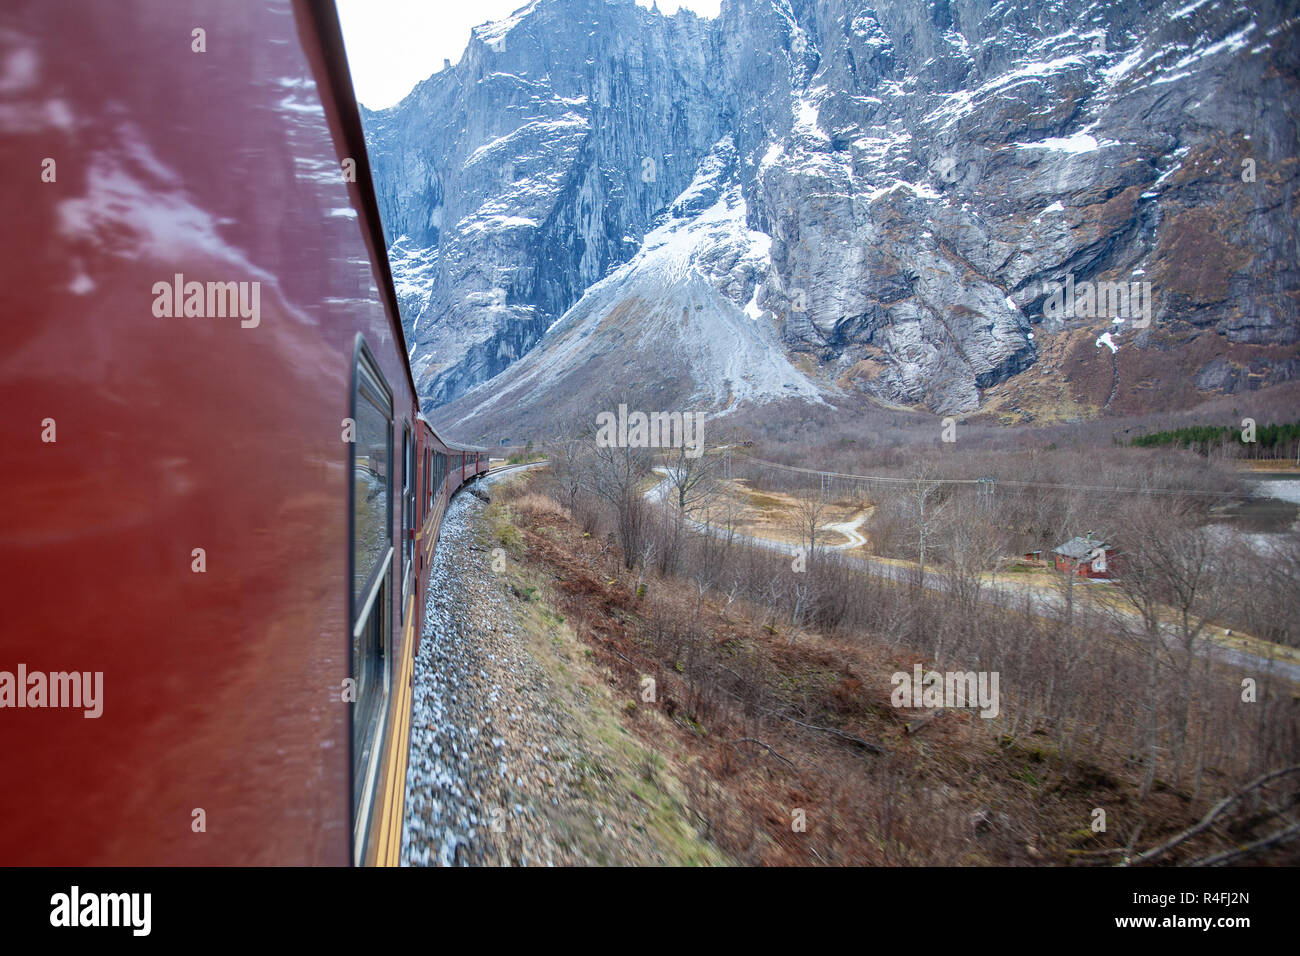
[481,460,549,484]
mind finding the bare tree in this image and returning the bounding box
[792,485,829,572]
[654,441,722,575]
[586,436,653,571]
[709,484,744,550]
[547,419,591,513]
[1135,510,1225,783]
[940,497,1007,616]
[1111,491,1227,792]
[936,498,1005,662]
[903,461,947,586]
[662,441,721,516]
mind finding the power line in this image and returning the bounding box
[734,452,1263,499]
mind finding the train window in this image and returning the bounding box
[402,422,413,618]
[350,340,393,861]
[351,572,387,837]
[352,354,392,606]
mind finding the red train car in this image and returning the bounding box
[0,0,486,865]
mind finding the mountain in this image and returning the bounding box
[360,0,1300,432]
[435,135,827,434]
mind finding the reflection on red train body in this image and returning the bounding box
[0,0,487,865]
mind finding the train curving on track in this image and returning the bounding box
[1,1,489,864]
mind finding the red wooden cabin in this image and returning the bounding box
[1052,533,1117,579]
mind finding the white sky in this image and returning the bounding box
[337,0,722,109]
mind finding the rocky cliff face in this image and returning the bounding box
[361,0,1300,425]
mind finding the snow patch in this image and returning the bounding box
[1015,132,1116,153]
[1255,480,1300,506]
[472,2,540,44]
[460,214,540,234]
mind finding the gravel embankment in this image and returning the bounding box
[400,490,563,865]
[401,472,728,867]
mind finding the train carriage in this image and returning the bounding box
[0,0,485,865]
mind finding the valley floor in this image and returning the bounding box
[402,470,1298,866]
[661,472,1300,682]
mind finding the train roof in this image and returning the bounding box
[307,4,415,397]
[313,4,483,452]
[416,413,487,453]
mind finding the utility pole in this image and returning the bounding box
[977,476,996,510]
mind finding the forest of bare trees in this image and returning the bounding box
[532,420,1300,863]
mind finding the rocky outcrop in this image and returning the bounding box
[362,0,1300,421]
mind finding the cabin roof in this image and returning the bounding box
[1053,535,1110,560]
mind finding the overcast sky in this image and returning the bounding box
[337,0,723,109]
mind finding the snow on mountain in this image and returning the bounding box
[440,135,825,433]
[360,0,1300,428]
